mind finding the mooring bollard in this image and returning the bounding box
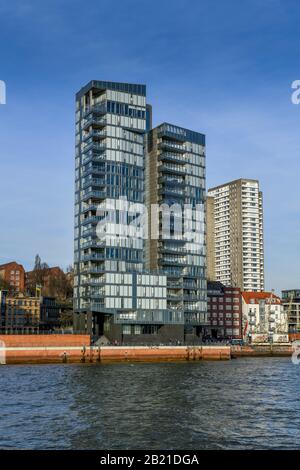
[62,351,68,363]
[81,345,86,363]
[89,346,94,363]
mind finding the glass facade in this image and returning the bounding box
[74,82,190,337]
[146,123,207,329]
[74,81,147,334]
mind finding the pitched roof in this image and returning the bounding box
[0,261,24,271]
[242,291,281,304]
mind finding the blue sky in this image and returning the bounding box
[0,0,299,293]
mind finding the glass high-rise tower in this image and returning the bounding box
[74,81,149,336]
[74,80,207,343]
[146,123,207,339]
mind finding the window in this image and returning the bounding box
[122,325,131,335]
[134,325,141,335]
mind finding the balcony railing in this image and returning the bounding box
[83,130,106,141]
[81,253,105,262]
[81,215,105,226]
[82,178,106,189]
[115,309,184,325]
[81,165,105,178]
[83,104,106,118]
[82,142,106,155]
[80,240,105,249]
[159,164,187,175]
[81,189,106,201]
[167,281,183,289]
[81,265,105,274]
[159,186,185,197]
[82,151,107,165]
[159,141,186,153]
[81,206,99,215]
[82,117,106,131]
[158,152,186,164]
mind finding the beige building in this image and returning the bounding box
[242,292,287,337]
[3,293,40,330]
[207,178,264,292]
[206,196,216,282]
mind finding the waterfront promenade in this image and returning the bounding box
[0,335,295,364]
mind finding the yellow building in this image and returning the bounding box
[4,293,40,330]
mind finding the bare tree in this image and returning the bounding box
[27,254,50,296]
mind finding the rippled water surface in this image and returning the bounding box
[0,358,299,449]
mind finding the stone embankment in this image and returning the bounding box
[0,335,230,364]
[0,335,295,364]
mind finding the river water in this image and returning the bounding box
[0,357,299,449]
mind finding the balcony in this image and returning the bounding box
[81,165,105,178]
[81,228,96,238]
[167,281,183,289]
[159,186,185,198]
[89,292,105,299]
[158,141,186,153]
[159,176,185,186]
[82,151,107,165]
[167,293,183,301]
[83,104,106,119]
[81,189,106,202]
[82,117,106,131]
[163,268,184,277]
[81,204,100,214]
[82,130,106,142]
[81,265,105,275]
[81,215,105,226]
[159,246,187,255]
[159,164,187,176]
[81,253,105,262]
[161,257,187,266]
[183,282,197,289]
[82,141,106,155]
[158,152,186,165]
[82,178,106,190]
[115,309,184,325]
[157,129,186,142]
[80,240,105,249]
[80,278,105,286]
[183,294,199,301]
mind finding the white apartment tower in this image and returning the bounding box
[207,179,264,292]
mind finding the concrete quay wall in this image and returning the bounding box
[231,344,293,357]
[98,345,231,362]
[0,335,295,364]
[0,335,231,364]
[0,335,91,364]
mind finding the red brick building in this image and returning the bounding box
[25,266,65,296]
[0,261,25,293]
[207,281,242,339]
